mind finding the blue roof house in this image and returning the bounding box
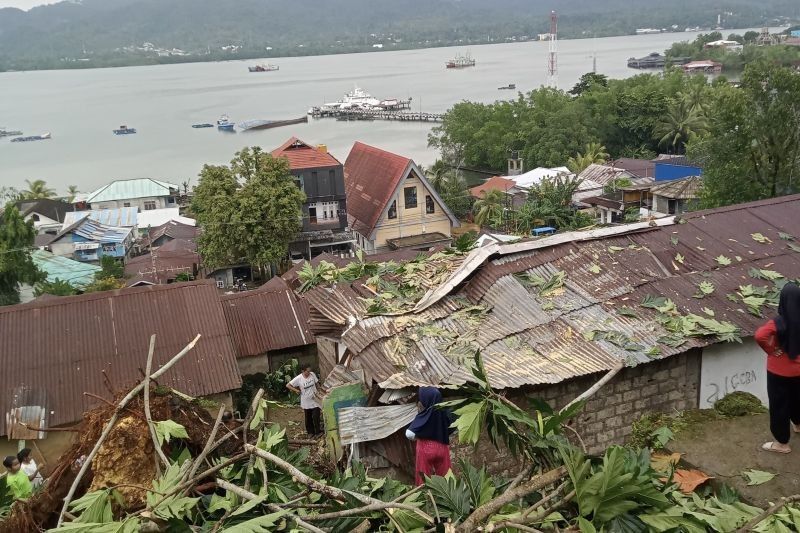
[47,218,135,263]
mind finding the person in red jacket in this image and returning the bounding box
[754,283,800,454]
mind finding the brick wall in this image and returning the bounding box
[454,349,701,476]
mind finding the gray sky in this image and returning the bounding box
[0,0,57,9]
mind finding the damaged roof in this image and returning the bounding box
[304,194,800,391]
[650,176,703,200]
[0,280,242,435]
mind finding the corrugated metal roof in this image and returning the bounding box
[650,176,703,200]
[305,194,800,391]
[0,280,242,435]
[338,404,417,445]
[31,250,101,289]
[63,207,139,228]
[221,278,315,357]
[144,220,199,248]
[87,178,178,203]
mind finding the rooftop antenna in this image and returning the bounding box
[546,10,558,88]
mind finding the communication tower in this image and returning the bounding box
[546,11,558,88]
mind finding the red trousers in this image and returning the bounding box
[414,438,452,485]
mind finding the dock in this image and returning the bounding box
[309,108,444,122]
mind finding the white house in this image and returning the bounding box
[86,178,179,211]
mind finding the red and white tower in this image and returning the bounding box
[546,10,558,88]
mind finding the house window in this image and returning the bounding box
[294,175,304,191]
[167,196,175,204]
[404,187,417,209]
[425,195,435,214]
[329,169,335,181]
[144,201,157,210]
[31,214,40,221]
[388,200,397,219]
[123,202,131,207]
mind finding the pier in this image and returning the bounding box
[309,108,444,122]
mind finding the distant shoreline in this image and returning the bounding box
[0,27,753,74]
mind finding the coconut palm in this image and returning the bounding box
[20,179,56,200]
[653,99,708,154]
[66,185,79,203]
[473,188,506,227]
[567,142,610,174]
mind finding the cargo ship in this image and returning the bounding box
[248,64,279,72]
[11,132,51,142]
[446,53,476,69]
[113,125,137,135]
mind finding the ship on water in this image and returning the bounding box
[217,115,235,131]
[11,132,51,142]
[0,128,23,137]
[113,125,137,135]
[446,53,476,69]
[311,86,409,114]
[248,64,279,72]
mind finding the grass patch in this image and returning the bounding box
[713,391,767,417]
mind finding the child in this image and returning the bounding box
[3,455,33,500]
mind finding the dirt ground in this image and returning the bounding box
[669,413,800,507]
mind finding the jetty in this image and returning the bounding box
[309,108,443,122]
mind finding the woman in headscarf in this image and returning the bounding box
[755,283,800,453]
[405,387,454,485]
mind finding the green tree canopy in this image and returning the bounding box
[192,147,305,270]
[0,203,42,305]
[472,188,506,228]
[34,278,77,297]
[20,179,56,200]
[691,62,800,207]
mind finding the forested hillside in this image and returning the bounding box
[0,0,797,71]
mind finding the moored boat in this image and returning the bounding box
[446,53,476,69]
[11,132,51,142]
[0,129,23,137]
[113,125,137,135]
[248,64,279,72]
[498,83,516,90]
[237,116,309,131]
[217,115,235,131]
[192,123,214,128]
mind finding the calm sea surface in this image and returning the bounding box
[0,29,763,193]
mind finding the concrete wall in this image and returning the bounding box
[700,339,767,408]
[453,350,701,477]
[371,170,453,253]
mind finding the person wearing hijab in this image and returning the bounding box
[405,387,454,485]
[755,282,800,453]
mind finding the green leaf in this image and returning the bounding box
[675,253,685,264]
[749,268,784,281]
[618,306,638,318]
[219,510,290,532]
[577,516,598,533]
[230,492,269,517]
[69,490,116,523]
[693,281,715,298]
[608,246,625,253]
[701,307,715,317]
[153,420,189,446]
[789,243,800,253]
[589,263,602,274]
[645,346,662,358]
[670,235,679,246]
[715,255,731,266]
[751,233,772,244]
[424,475,471,521]
[451,400,487,445]
[742,469,776,486]
[640,513,706,533]
[52,520,141,533]
[778,232,794,241]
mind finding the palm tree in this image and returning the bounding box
[653,99,708,154]
[66,185,79,203]
[567,142,610,174]
[473,188,506,227]
[20,179,56,200]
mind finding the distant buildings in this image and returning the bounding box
[47,217,135,262]
[86,178,179,211]
[683,60,723,75]
[344,142,459,254]
[703,40,743,52]
[14,198,72,234]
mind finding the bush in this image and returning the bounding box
[713,391,766,417]
[234,359,301,413]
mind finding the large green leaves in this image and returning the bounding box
[153,420,188,446]
[146,462,199,520]
[53,520,141,533]
[219,510,290,532]
[68,490,122,524]
[424,474,471,522]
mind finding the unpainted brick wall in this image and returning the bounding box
[454,349,701,476]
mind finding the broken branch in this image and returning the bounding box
[57,334,201,528]
[144,334,171,469]
[736,494,800,532]
[562,360,624,413]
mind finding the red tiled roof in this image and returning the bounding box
[469,176,519,198]
[271,137,342,170]
[344,141,412,237]
[0,281,242,435]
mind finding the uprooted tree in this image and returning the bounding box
[2,344,799,532]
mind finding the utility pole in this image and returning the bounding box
[546,11,558,88]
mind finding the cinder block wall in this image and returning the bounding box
[453,349,701,476]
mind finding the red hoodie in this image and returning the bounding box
[755,319,800,377]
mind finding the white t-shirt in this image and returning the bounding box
[21,459,43,488]
[289,372,320,410]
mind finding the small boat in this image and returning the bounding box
[0,129,23,137]
[237,116,309,131]
[192,123,214,128]
[446,53,476,69]
[11,132,51,142]
[498,83,516,90]
[113,125,137,135]
[217,115,235,131]
[248,64,279,72]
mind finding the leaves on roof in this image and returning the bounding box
[693,281,715,299]
[607,246,625,253]
[617,306,638,318]
[748,267,784,281]
[670,235,679,246]
[750,232,772,244]
[778,232,794,241]
[588,263,602,274]
[715,255,731,266]
[642,294,741,345]
[789,243,800,253]
[674,253,685,265]
[515,270,566,298]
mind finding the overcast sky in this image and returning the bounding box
[0,0,57,9]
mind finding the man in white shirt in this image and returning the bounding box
[287,365,323,437]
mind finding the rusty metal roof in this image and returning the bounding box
[221,277,314,357]
[0,280,242,435]
[304,194,800,391]
[338,404,418,445]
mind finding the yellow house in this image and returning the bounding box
[344,142,459,254]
